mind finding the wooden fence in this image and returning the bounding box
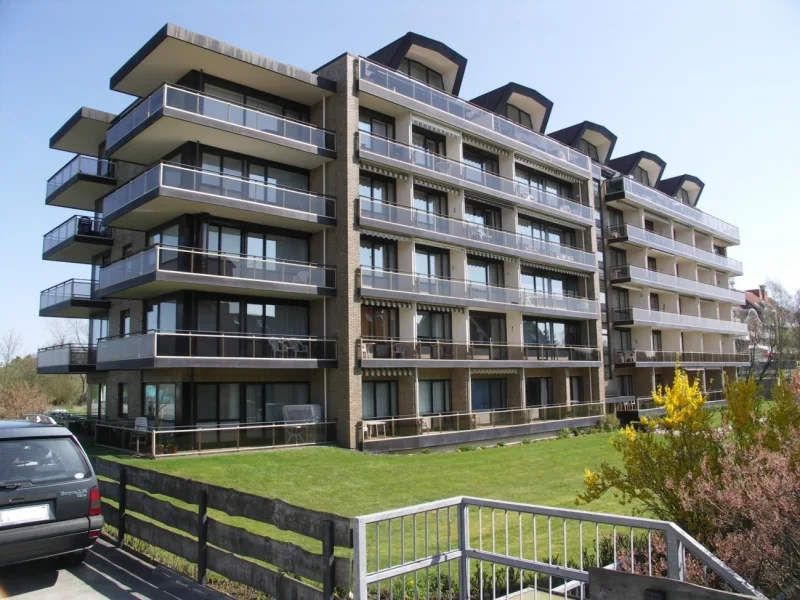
[94,457,352,600]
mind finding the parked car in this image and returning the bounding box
[0,417,103,567]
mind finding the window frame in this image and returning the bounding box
[399,58,445,91]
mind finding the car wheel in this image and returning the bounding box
[61,550,87,568]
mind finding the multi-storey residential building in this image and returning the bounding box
[38,25,743,453]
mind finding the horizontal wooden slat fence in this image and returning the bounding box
[95,457,352,600]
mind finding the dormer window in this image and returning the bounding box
[677,188,691,205]
[633,165,651,186]
[579,139,599,162]
[399,58,445,91]
[505,104,533,129]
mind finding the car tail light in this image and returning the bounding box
[88,486,102,517]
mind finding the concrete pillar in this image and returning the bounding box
[507,370,524,409]
[397,176,413,208]
[452,310,469,343]
[397,373,417,416]
[398,241,414,272]
[499,152,515,180]
[396,112,412,145]
[506,311,523,346]
[445,134,462,162]
[452,369,470,412]
[553,368,569,405]
[399,306,415,341]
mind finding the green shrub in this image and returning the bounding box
[420,448,431,455]
[458,446,476,452]
[521,439,532,445]
[597,413,621,432]
[558,428,571,440]
[496,441,506,447]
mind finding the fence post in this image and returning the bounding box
[197,489,208,585]
[322,520,335,600]
[117,467,127,548]
[666,526,684,581]
[353,518,367,600]
[457,501,470,599]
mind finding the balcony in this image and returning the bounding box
[360,338,600,369]
[604,177,740,243]
[46,155,116,210]
[103,162,335,231]
[96,331,337,370]
[105,84,335,169]
[359,197,596,273]
[42,216,113,264]
[611,307,748,335]
[97,245,336,300]
[358,58,590,178]
[359,267,599,319]
[37,344,97,374]
[613,349,749,367]
[609,264,745,304]
[606,224,743,275]
[39,279,110,318]
[359,131,593,226]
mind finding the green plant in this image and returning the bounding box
[458,446,476,452]
[597,413,621,432]
[420,448,432,455]
[496,441,506,447]
[520,439,532,445]
[558,428,571,440]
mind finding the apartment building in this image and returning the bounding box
[37,25,741,453]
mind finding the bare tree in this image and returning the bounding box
[46,318,90,400]
[1,328,22,382]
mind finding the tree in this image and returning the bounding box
[0,381,50,419]
[46,318,89,402]
[1,328,22,382]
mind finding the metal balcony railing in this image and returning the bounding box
[37,344,96,369]
[39,279,99,310]
[608,264,744,303]
[360,338,599,362]
[46,155,115,198]
[613,349,750,365]
[611,307,748,334]
[42,216,110,253]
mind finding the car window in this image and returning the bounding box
[0,437,90,486]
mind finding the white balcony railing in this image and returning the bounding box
[609,265,744,303]
[612,307,748,334]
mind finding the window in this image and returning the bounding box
[88,384,106,420]
[518,216,576,248]
[121,243,133,258]
[465,199,501,229]
[612,329,632,352]
[470,312,506,344]
[471,379,507,411]
[414,187,447,215]
[118,383,128,418]
[515,165,574,200]
[416,311,451,340]
[579,138,600,162]
[570,376,585,403]
[146,298,178,332]
[202,79,309,123]
[527,377,553,407]
[359,172,396,204]
[649,293,660,311]
[647,256,657,271]
[618,375,633,396]
[195,298,308,338]
[359,108,395,139]
[633,165,651,186]
[195,383,242,423]
[608,247,627,268]
[463,146,499,174]
[362,380,398,419]
[520,267,579,297]
[652,330,663,351]
[120,310,131,338]
[655,374,664,389]
[415,245,449,278]
[399,58,444,90]
[467,257,504,286]
[713,245,727,257]
[419,380,451,414]
[677,188,691,205]
[360,236,397,270]
[506,104,533,129]
[412,126,446,155]
[89,317,108,347]
[644,219,655,233]
[361,305,399,339]
[143,383,178,423]
[0,437,90,487]
[523,318,580,346]
[196,149,309,198]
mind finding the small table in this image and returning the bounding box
[366,421,387,439]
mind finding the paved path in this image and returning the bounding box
[0,538,225,600]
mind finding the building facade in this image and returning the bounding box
[38,25,745,452]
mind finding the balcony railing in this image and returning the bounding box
[605,177,740,241]
[37,344,96,370]
[97,245,336,293]
[46,155,115,198]
[96,331,337,364]
[359,131,593,223]
[40,279,98,311]
[611,307,748,334]
[614,349,750,365]
[358,58,590,175]
[42,216,110,253]
[360,338,600,362]
[106,84,335,152]
[104,162,336,221]
[360,403,604,440]
[359,197,595,269]
[608,264,744,303]
[360,267,598,315]
[606,224,743,274]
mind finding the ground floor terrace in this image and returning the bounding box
[80,364,603,455]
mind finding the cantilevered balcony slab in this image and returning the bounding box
[97,245,335,300]
[42,216,113,264]
[611,307,747,335]
[609,265,745,304]
[37,345,97,374]
[103,162,335,232]
[50,107,116,155]
[105,85,335,169]
[359,268,599,320]
[96,332,337,370]
[46,155,116,210]
[613,349,749,368]
[39,279,109,318]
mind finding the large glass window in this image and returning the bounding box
[523,318,581,346]
[677,188,691,205]
[468,257,504,286]
[146,298,178,332]
[419,380,451,415]
[633,165,651,186]
[518,216,576,247]
[89,317,108,347]
[118,383,128,418]
[120,310,131,338]
[463,146,499,174]
[143,383,178,423]
[471,379,507,411]
[362,380,398,419]
[360,236,397,270]
[88,384,106,420]
[578,139,599,162]
[359,108,395,139]
[470,312,506,344]
[415,245,449,278]
[515,165,574,200]
[465,199,501,229]
[412,126,446,155]
[361,305,399,339]
[399,58,444,90]
[520,268,579,297]
[570,376,585,403]
[416,311,451,340]
[414,187,447,215]
[359,172,396,204]
[203,79,309,123]
[506,104,533,130]
[199,149,309,192]
[527,377,553,407]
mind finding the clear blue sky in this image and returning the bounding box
[1,0,798,353]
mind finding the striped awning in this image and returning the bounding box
[515,154,583,184]
[361,298,412,309]
[363,368,414,377]
[520,260,590,278]
[517,207,584,231]
[361,230,412,243]
[360,162,408,180]
[414,176,460,195]
[472,368,518,376]
[468,249,518,263]
[412,117,460,138]
[417,303,465,314]
[464,135,509,156]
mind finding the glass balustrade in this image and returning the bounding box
[40,279,97,310]
[613,307,747,334]
[608,265,744,302]
[46,155,115,198]
[42,216,110,253]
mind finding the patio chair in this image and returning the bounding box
[131,417,149,455]
[282,404,322,445]
[269,339,287,358]
[293,270,310,285]
[392,342,407,359]
[285,339,310,358]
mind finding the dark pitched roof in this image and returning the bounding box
[607,151,667,183]
[470,83,554,133]
[368,32,467,95]
[657,174,705,202]
[548,120,618,164]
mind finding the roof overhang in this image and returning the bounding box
[548,120,617,164]
[50,107,116,155]
[657,174,705,206]
[110,24,336,104]
[608,151,666,185]
[471,83,553,134]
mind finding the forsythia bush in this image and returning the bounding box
[0,381,50,419]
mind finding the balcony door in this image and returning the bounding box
[470,312,506,359]
[526,377,553,407]
[471,379,507,411]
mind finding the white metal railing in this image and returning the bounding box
[605,177,740,242]
[40,279,97,310]
[46,155,115,198]
[42,215,110,253]
[103,162,335,220]
[606,224,743,274]
[106,84,335,151]
[358,58,591,176]
[352,497,764,599]
[609,265,744,303]
[613,307,748,335]
[97,245,335,293]
[359,131,593,225]
[614,349,750,365]
[360,267,599,317]
[359,197,595,270]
